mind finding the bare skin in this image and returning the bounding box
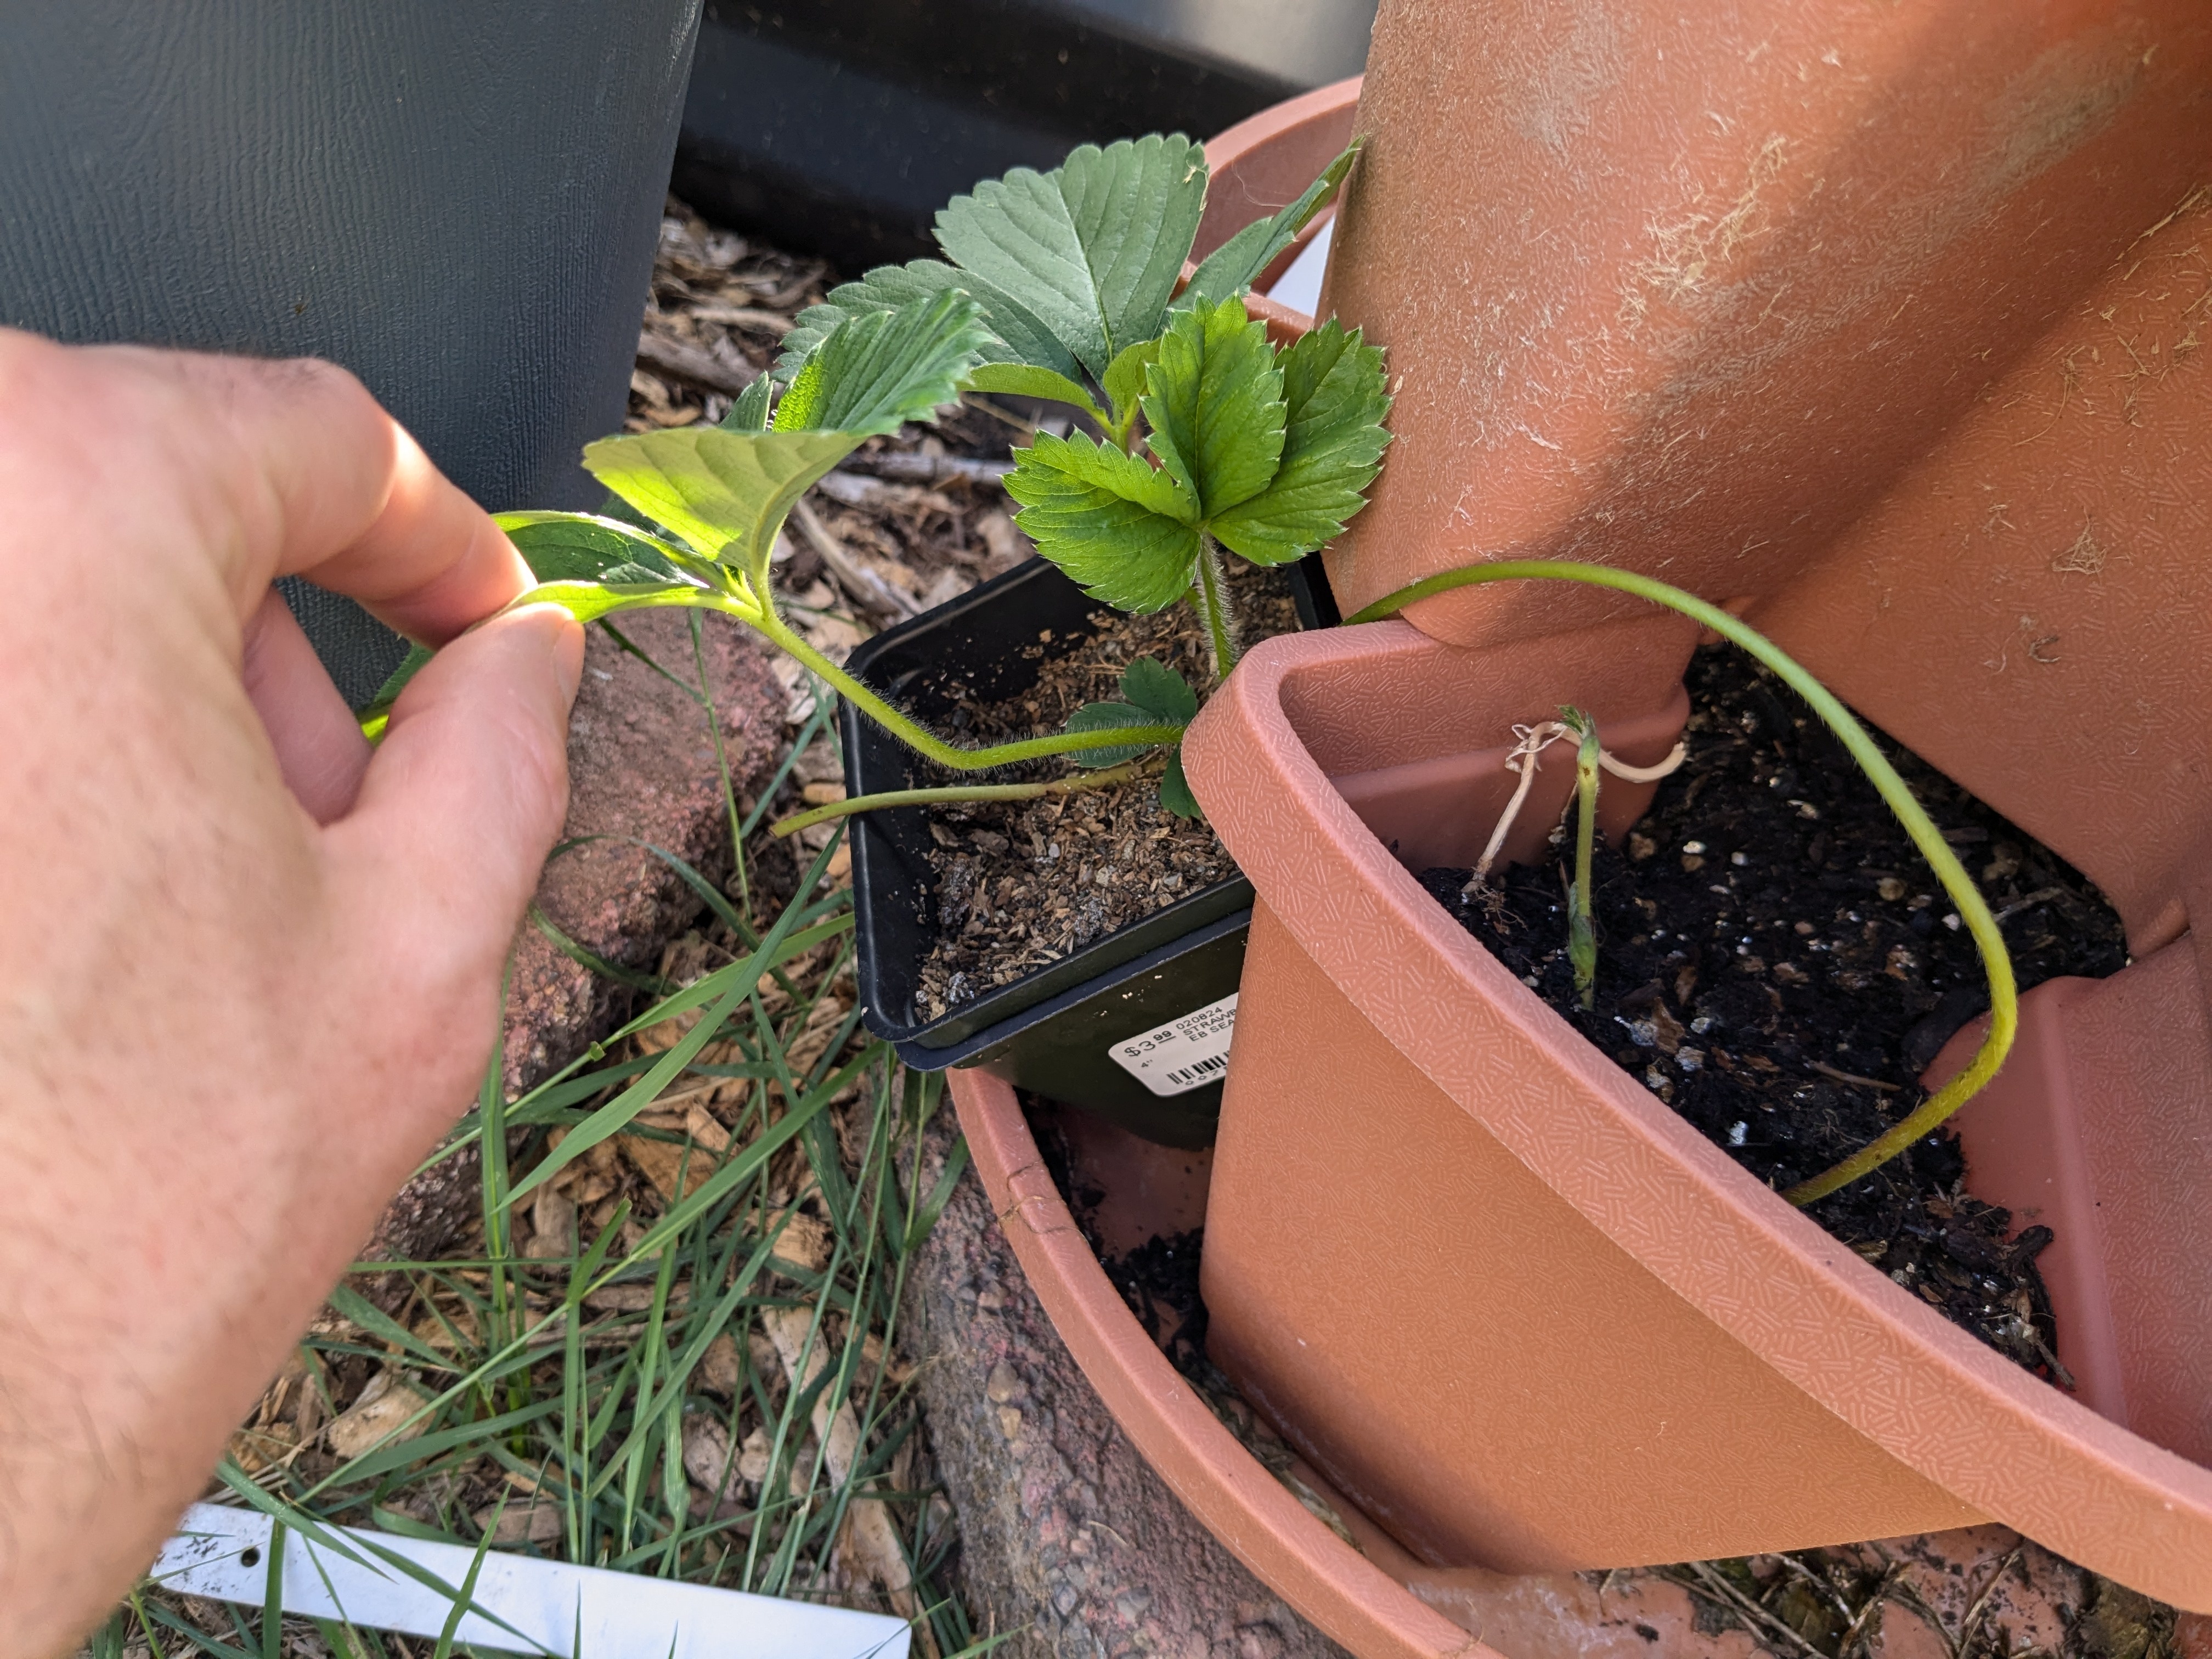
[0,331,585,1656]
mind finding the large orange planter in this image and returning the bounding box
[929,0,2212,1638]
[1176,0,2212,1615]
[946,1067,1482,1659]
[1187,621,2212,1607]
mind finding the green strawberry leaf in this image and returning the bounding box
[494,511,685,583]
[1101,337,1161,441]
[722,374,774,431]
[1062,701,1170,768]
[771,289,989,436]
[1209,317,1391,566]
[1159,751,1203,819]
[777,262,960,370]
[1119,656,1198,724]
[1059,133,1210,358]
[1005,431,1200,612]
[587,291,987,579]
[961,362,1108,428]
[583,426,859,572]
[1140,295,1285,518]
[775,259,1075,382]
[1181,142,1360,310]
[934,134,1208,380]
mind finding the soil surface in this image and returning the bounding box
[1420,646,2128,1381]
[915,560,1301,1019]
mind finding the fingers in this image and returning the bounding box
[159,347,535,645]
[320,605,583,1101]
[0,331,534,647]
[240,590,373,824]
[290,426,537,647]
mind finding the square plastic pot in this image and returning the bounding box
[843,552,1333,1147]
[1180,613,2212,1611]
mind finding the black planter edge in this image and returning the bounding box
[839,552,1329,1064]
[891,904,1254,1073]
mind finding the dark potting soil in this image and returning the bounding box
[1418,646,2128,1383]
[1022,1096,1213,1375]
[913,558,1301,1019]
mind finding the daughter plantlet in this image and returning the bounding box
[777,133,1358,409]
[780,131,1385,681]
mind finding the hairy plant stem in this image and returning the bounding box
[1565,709,1601,1011]
[1192,535,1238,680]
[515,542,1188,771]
[724,596,1186,770]
[769,756,1156,839]
[1351,559,2018,1204]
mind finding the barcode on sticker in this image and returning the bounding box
[1107,993,1238,1097]
[1163,1053,1228,1088]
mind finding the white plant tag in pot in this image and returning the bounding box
[1108,993,1239,1096]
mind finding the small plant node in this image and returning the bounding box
[1350,557,2021,1199]
[1460,725,1685,923]
[1563,708,1603,1012]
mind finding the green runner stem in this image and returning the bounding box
[737,602,1185,771]
[770,757,1156,839]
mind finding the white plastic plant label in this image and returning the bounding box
[151,1503,909,1658]
[1108,992,1238,1096]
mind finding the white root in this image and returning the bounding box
[1599,741,1688,783]
[1463,728,1688,901]
[1464,721,1568,899]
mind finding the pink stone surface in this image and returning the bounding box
[369,611,784,1265]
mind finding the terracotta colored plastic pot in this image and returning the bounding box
[952,1070,2149,1659]
[1186,619,2212,1608]
[947,1067,1483,1659]
[1324,0,2212,958]
[1158,0,2212,1611]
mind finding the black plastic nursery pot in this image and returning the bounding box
[844,554,1333,1148]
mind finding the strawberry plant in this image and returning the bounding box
[364,134,1393,832]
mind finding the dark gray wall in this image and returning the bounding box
[0,2,702,703]
[675,0,1376,272]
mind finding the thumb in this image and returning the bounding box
[321,604,583,1094]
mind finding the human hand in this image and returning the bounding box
[0,331,583,1655]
